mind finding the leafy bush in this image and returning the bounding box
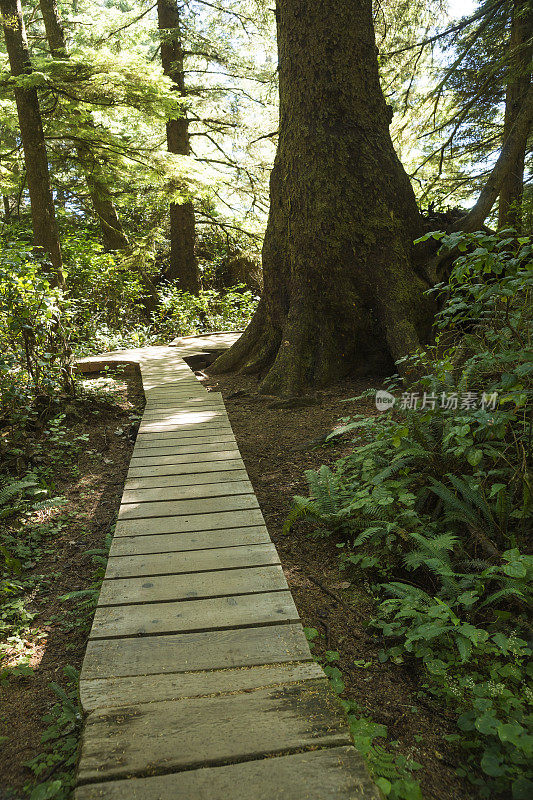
[287,231,532,799]
[0,245,73,411]
[62,232,148,343]
[152,282,258,339]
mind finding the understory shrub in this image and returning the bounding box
[152,282,258,339]
[0,245,73,412]
[286,230,533,799]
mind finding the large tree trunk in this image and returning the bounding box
[498,0,533,230]
[157,0,199,293]
[1,0,63,284]
[212,0,432,395]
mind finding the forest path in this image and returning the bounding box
[73,334,379,799]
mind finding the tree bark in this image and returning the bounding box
[455,82,533,234]
[38,0,67,57]
[76,143,130,251]
[498,0,533,230]
[212,0,432,395]
[1,0,63,283]
[157,0,199,293]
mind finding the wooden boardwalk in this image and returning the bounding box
[75,336,379,799]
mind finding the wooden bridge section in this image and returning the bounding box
[75,336,379,799]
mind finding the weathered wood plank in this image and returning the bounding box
[89,590,299,639]
[139,410,227,425]
[133,433,236,450]
[105,537,279,580]
[132,437,237,455]
[121,480,254,505]
[114,509,266,536]
[134,429,234,445]
[124,468,248,490]
[77,681,350,784]
[105,543,279,577]
[143,400,223,411]
[81,623,312,680]
[75,746,379,800]
[139,411,228,423]
[98,565,288,606]
[128,450,242,470]
[109,526,271,556]
[117,493,259,521]
[79,661,324,711]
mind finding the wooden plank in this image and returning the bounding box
[117,493,259,521]
[114,509,265,536]
[132,436,236,455]
[81,623,312,679]
[121,480,253,505]
[141,408,228,428]
[139,416,227,428]
[105,543,280,579]
[89,590,299,639]
[76,681,350,784]
[133,432,236,448]
[135,426,234,442]
[109,526,271,556]
[79,661,325,711]
[139,412,229,425]
[143,399,223,410]
[141,405,225,417]
[124,469,248,490]
[75,746,379,800]
[128,450,242,471]
[98,565,288,606]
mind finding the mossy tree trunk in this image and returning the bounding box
[1,0,63,284]
[212,0,432,395]
[157,0,199,294]
[498,0,532,230]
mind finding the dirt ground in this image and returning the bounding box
[0,367,144,798]
[202,368,474,800]
[1,363,474,799]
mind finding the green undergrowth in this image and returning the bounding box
[0,378,121,798]
[305,627,424,800]
[291,232,533,800]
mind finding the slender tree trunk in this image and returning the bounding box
[212,0,432,395]
[1,0,63,283]
[157,0,199,293]
[76,143,130,251]
[498,0,533,230]
[456,83,533,233]
[38,0,66,56]
[38,0,131,253]
[2,196,10,219]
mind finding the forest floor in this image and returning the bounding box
[0,364,476,800]
[202,368,474,800]
[0,367,144,799]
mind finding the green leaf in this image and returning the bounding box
[375,777,392,795]
[466,448,483,466]
[474,714,499,736]
[481,749,506,777]
[502,561,526,578]
[29,781,63,800]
